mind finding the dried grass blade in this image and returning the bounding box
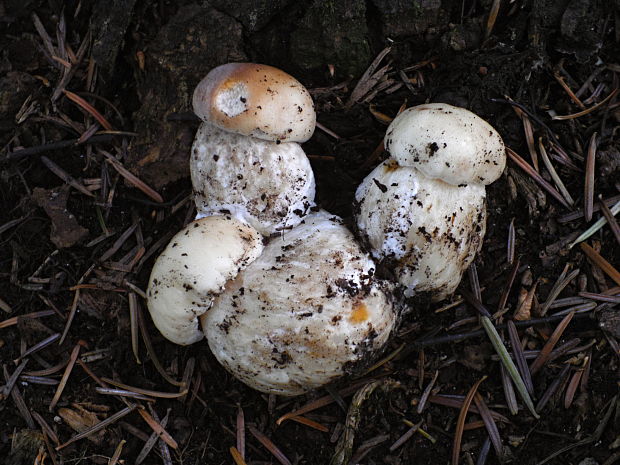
[580,354,592,392]
[559,195,620,223]
[452,377,487,465]
[347,47,391,106]
[49,343,81,411]
[102,152,163,203]
[498,258,520,313]
[136,303,182,386]
[553,73,586,109]
[137,408,178,449]
[15,334,59,364]
[417,370,439,414]
[150,407,173,465]
[99,223,138,262]
[248,424,292,465]
[521,115,539,170]
[552,88,618,120]
[507,321,534,395]
[480,315,539,418]
[477,437,492,465]
[500,364,519,415]
[109,439,126,465]
[289,415,329,432]
[57,405,135,450]
[389,421,422,451]
[330,380,395,465]
[538,138,574,207]
[580,243,620,286]
[468,263,482,300]
[599,198,620,245]
[3,366,35,428]
[473,393,503,460]
[530,311,575,375]
[101,377,187,398]
[541,268,580,316]
[276,379,371,425]
[507,218,516,265]
[584,133,597,222]
[2,359,29,397]
[63,90,113,130]
[507,147,570,208]
[580,291,620,303]
[363,342,405,375]
[485,0,501,37]
[569,199,620,247]
[0,310,55,329]
[315,121,340,139]
[32,410,60,445]
[40,156,94,197]
[128,292,140,364]
[236,406,245,459]
[428,395,509,423]
[136,409,170,464]
[31,12,58,64]
[95,387,154,401]
[564,369,582,408]
[230,446,248,465]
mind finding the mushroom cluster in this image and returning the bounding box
[147,63,397,396]
[355,103,506,301]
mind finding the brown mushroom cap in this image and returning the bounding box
[192,63,316,143]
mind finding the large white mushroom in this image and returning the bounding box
[355,103,506,301]
[201,211,397,396]
[190,63,317,235]
[146,215,263,345]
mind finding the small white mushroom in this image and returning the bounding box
[201,211,397,396]
[355,160,486,301]
[146,215,263,345]
[191,122,316,236]
[384,103,505,185]
[192,63,316,143]
[355,104,506,301]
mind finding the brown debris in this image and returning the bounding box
[32,186,89,248]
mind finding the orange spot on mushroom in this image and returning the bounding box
[349,302,369,324]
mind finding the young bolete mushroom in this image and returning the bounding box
[355,103,506,301]
[201,211,397,396]
[146,215,263,345]
[190,63,318,235]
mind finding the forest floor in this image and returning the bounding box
[1,1,619,464]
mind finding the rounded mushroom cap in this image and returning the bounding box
[384,103,506,186]
[355,160,487,301]
[191,122,316,236]
[146,216,263,345]
[202,211,397,396]
[192,63,316,143]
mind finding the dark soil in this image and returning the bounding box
[1,1,619,464]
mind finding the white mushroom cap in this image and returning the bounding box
[201,210,397,396]
[355,160,486,301]
[146,216,263,345]
[191,122,316,236]
[384,103,506,186]
[192,63,316,143]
